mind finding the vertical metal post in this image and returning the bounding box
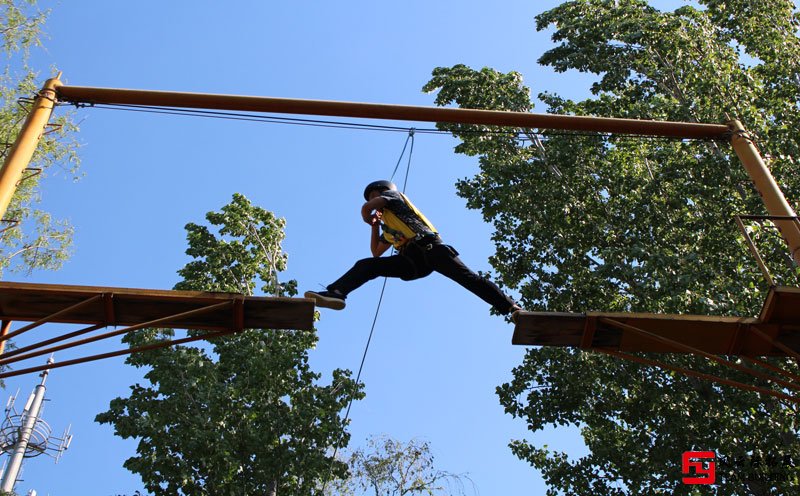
[0,321,10,355]
[0,74,62,224]
[0,358,52,493]
[729,120,800,266]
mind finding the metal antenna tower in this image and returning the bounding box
[0,357,72,493]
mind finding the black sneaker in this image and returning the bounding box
[304,290,346,310]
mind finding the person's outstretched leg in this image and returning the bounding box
[426,243,518,314]
[305,254,416,309]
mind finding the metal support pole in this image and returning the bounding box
[0,74,61,223]
[729,120,800,265]
[0,321,10,355]
[0,358,53,493]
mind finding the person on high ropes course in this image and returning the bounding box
[304,180,522,318]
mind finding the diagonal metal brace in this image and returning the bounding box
[0,294,104,343]
[18,167,42,184]
[0,219,19,235]
[0,327,240,380]
[0,300,232,367]
[599,317,800,392]
[595,348,800,405]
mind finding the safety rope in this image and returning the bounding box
[320,129,415,494]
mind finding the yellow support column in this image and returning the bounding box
[0,320,9,355]
[729,119,800,266]
[0,74,62,225]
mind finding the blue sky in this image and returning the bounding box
[3,1,688,494]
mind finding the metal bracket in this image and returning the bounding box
[19,167,42,184]
[0,219,19,235]
[16,97,34,111]
[43,123,62,136]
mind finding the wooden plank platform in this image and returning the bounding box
[512,286,800,356]
[0,281,315,331]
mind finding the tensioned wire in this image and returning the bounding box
[60,100,723,143]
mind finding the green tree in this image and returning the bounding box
[0,0,80,278]
[96,194,363,496]
[328,436,474,496]
[423,1,800,494]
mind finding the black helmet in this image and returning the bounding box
[363,180,397,200]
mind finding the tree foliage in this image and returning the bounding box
[424,1,800,494]
[328,436,473,496]
[0,0,80,278]
[96,194,363,496]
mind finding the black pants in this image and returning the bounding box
[328,237,517,314]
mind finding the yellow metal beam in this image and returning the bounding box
[55,85,731,140]
[0,75,61,223]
